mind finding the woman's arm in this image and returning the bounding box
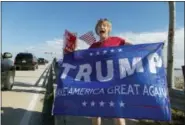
[124,42,132,45]
[120,38,132,46]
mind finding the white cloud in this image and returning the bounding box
[25,39,65,60]
[24,28,184,67]
[116,28,184,68]
[76,39,89,50]
[26,46,35,50]
[25,38,89,60]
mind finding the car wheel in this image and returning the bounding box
[4,71,14,90]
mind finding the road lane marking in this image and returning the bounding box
[19,88,43,125]
[18,64,50,125]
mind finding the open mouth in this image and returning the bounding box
[99,30,105,34]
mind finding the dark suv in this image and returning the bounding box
[38,58,46,65]
[14,53,38,70]
[1,52,16,90]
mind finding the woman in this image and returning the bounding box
[89,18,131,125]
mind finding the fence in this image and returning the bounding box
[42,60,55,125]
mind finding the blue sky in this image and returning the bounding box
[2,2,184,66]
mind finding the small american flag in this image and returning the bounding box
[79,31,96,45]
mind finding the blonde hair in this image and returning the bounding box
[95,18,112,35]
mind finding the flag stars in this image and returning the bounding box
[118,48,122,52]
[109,101,114,107]
[82,101,87,107]
[81,100,125,108]
[89,53,93,56]
[103,50,108,54]
[110,49,115,53]
[88,48,125,56]
[91,101,95,107]
[96,51,100,55]
[119,101,125,107]
[99,101,105,107]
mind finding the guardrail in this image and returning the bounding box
[42,60,55,125]
[51,63,185,125]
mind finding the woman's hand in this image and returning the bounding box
[125,42,132,45]
[63,41,77,55]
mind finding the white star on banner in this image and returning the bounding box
[91,101,95,107]
[82,101,87,107]
[109,101,114,107]
[118,48,122,52]
[99,101,105,107]
[103,50,107,54]
[89,53,93,56]
[96,51,100,55]
[119,101,125,107]
[110,49,115,52]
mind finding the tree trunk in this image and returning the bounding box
[167,2,175,89]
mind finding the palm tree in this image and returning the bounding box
[167,2,175,89]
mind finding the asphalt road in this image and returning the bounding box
[1,63,139,125]
[2,64,50,125]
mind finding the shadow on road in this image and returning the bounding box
[14,64,50,89]
[11,88,45,94]
[16,69,33,71]
[1,107,42,125]
[14,82,37,87]
[15,76,41,78]
[9,82,45,94]
[34,66,50,87]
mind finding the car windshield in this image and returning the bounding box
[15,54,33,60]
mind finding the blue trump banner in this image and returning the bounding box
[53,42,171,121]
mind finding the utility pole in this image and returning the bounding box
[167,2,175,89]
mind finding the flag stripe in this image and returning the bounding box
[79,31,96,45]
[80,34,93,44]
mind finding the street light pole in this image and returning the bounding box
[44,52,57,61]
